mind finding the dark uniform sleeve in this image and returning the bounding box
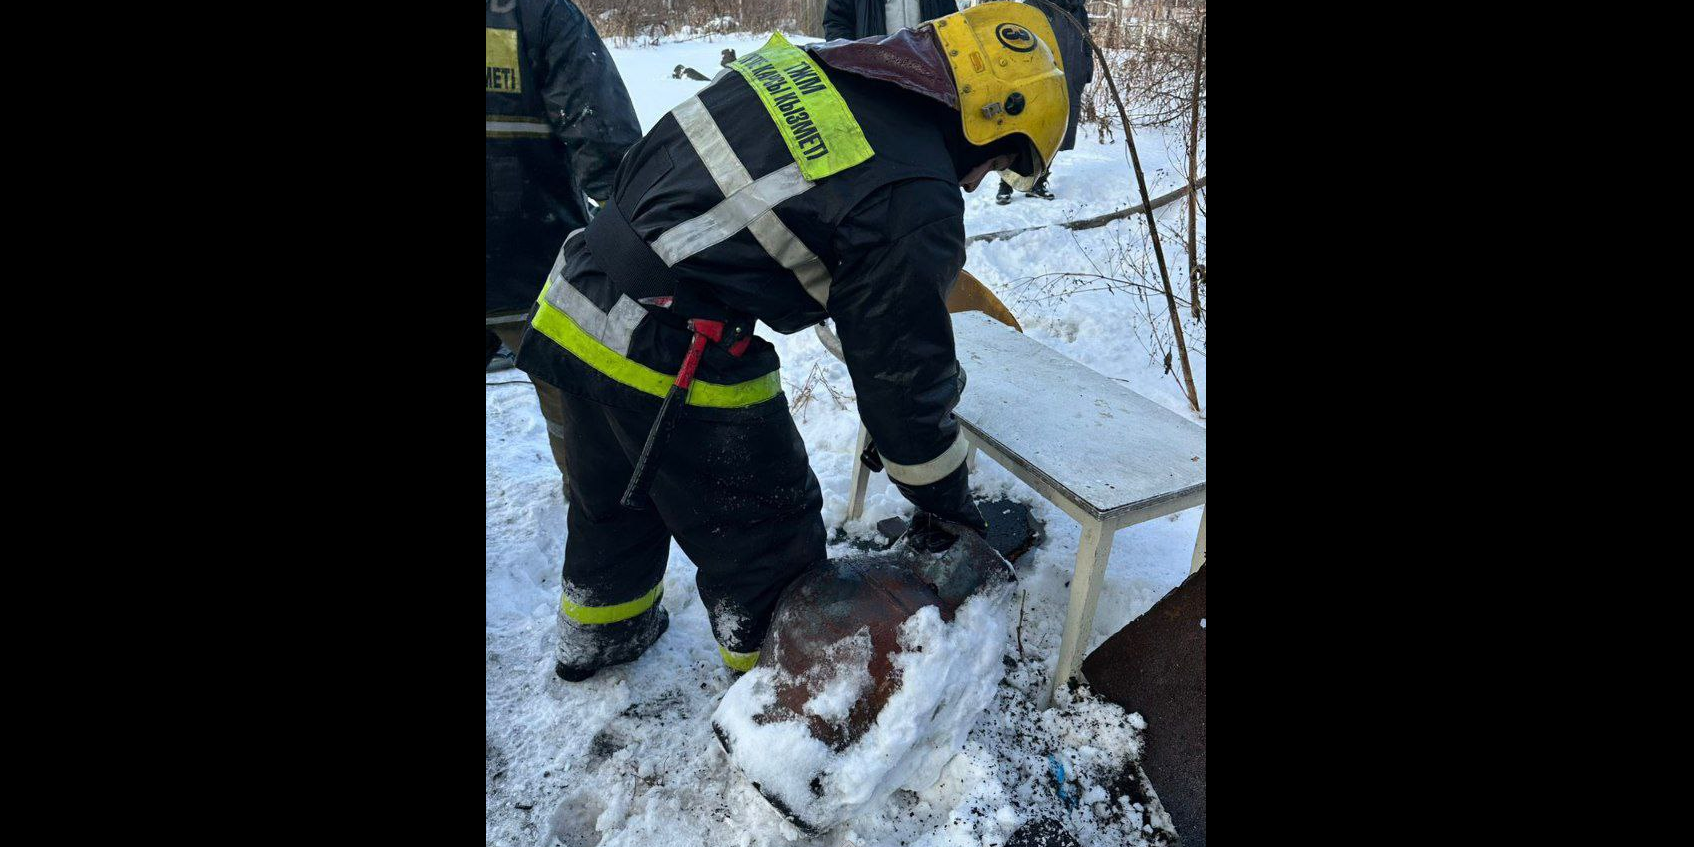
[829,179,986,534]
[529,0,642,203]
[1072,0,1095,84]
[823,0,856,42]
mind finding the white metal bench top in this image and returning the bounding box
[820,310,1207,706]
[949,312,1206,521]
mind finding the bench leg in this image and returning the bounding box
[1190,504,1207,574]
[1048,520,1114,707]
[847,424,872,522]
[966,439,979,474]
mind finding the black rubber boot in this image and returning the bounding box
[554,603,670,682]
[1025,176,1055,200]
[995,180,1013,205]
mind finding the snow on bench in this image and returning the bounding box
[828,311,1208,706]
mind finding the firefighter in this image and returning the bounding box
[823,0,962,41]
[514,3,1069,681]
[995,0,1090,203]
[486,0,641,481]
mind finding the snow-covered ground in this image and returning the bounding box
[489,32,1205,847]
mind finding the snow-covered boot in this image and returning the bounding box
[554,603,670,682]
[1025,175,1055,200]
[995,179,1013,205]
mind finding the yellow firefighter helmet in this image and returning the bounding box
[930,2,1070,178]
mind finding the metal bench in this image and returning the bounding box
[820,311,1207,705]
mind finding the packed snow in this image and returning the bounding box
[713,586,1014,835]
[488,31,1204,847]
[799,632,875,723]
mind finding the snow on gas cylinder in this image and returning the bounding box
[711,520,1017,834]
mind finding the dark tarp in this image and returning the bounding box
[1080,563,1206,846]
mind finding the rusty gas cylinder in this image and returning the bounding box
[716,518,1015,833]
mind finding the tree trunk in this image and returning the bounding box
[1077,18,1200,413]
[799,0,827,37]
[1186,14,1205,320]
[1047,2,1201,414]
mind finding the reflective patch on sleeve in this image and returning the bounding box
[486,114,551,138]
[882,432,970,487]
[486,28,521,93]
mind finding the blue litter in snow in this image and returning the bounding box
[1048,754,1077,808]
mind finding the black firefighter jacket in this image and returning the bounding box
[517,30,987,528]
[486,0,641,314]
[1031,0,1093,151]
[823,0,961,41]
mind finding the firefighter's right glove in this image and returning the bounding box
[860,440,884,473]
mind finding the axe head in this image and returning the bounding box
[945,269,1022,332]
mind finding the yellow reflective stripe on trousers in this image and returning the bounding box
[718,645,760,672]
[561,583,663,625]
[531,295,781,408]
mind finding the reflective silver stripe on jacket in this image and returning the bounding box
[665,97,834,307]
[541,241,645,355]
[486,114,553,137]
[544,280,646,356]
[881,432,970,486]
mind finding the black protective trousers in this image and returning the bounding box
[554,378,827,671]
